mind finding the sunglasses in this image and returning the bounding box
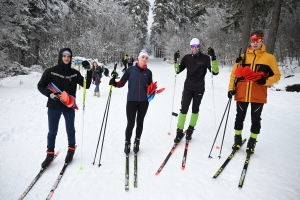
[250,35,263,43]
[190,44,200,49]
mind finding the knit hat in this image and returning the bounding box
[190,38,200,46]
[138,50,149,58]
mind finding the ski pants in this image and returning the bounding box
[125,101,149,142]
[180,88,204,114]
[234,102,264,134]
[47,108,76,151]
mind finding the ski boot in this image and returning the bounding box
[174,128,184,143]
[133,138,140,153]
[65,146,76,163]
[41,150,55,168]
[185,126,195,141]
[246,137,257,154]
[124,141,131,154]
[232,135,242,151]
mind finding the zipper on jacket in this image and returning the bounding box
[138,70,141,101]
[247,50,256,101]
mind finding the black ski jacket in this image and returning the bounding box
[179,52,213,91]
[37,48,92,110]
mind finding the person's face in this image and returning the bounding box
[62,53,71,64]
[138,55,148,66]
[250,35,263,50]
[190,44,200,53]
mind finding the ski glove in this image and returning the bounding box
[111,70,118,78]
[208,47,216,61]
[255,76,266,85]
[228,90,235,99]
[109,78,117,86]
[49,92,59,100]
[174,63,180,74]
[82,60,91,70]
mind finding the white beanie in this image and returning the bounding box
[138,50,149,58]
[190,38,200,46]
[62,50,71,55]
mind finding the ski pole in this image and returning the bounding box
[168,73,177,135]
[91,86,111,165]
[208,99,231,158]
[210,56,217,133]
[98,85,113,167]
[79,70,87,170]
[217,98,232,158]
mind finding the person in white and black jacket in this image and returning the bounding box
[37,48,92,168]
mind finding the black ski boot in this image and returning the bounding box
[174,128,184,143]
[185,126,195,141]
[232,135,242,151]
[41,151,55,168]
[246,137,257,154]
[65,146,76,163]
[133,138,140,153]
[124,141,131,154]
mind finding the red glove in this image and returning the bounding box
[147,82,157,96]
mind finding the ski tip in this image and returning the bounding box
[155,172,159,176]
[181,166,185,170]
[167,132,171,135]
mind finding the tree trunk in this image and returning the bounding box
[240,0,255,49]
[266,0,283,54]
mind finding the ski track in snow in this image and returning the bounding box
[0,59,299,200]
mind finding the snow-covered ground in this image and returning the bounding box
[0,58,299,200]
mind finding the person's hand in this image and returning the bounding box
[255,76,266,85]
[82,60,90,70]
[174,63,180,74]
[111,70,118,78]
[49,92,60,100]
[109,78,117,86]
[207,47,216,61]
[228,90,235,99]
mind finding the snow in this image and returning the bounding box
[0,58,299,200]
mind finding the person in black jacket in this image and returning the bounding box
[37,48,92,168]
[173,38,219,143]
[109,50,153,154]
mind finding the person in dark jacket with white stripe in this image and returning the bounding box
[109,50,153,154]
[37,48,92,168]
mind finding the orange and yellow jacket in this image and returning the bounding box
[228,44,281,103]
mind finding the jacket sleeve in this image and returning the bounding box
[265,55,281,86]
[228,63,238,91]
[178,56,186,74]
[37,69,52,97]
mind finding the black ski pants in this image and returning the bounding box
[180,88,204,114]
[234,101,264,134]
[125,101,149,142]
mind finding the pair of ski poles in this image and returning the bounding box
[92,63,117,167]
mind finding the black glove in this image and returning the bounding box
[255,76,266,85]
[235,56,242,63]
[207,47,216,61]
[109,78,117,86]
[82,60,90,69]
[228,90,235,99]
[111,70,118,78]
[49,92,60,100]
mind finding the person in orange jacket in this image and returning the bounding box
[228,30,281,154]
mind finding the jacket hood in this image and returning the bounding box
[58,48,73,70]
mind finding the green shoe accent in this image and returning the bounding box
[235,130,242,135]
[189,113,198,127]
[177,113,187,130]
[250,132,258,139]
